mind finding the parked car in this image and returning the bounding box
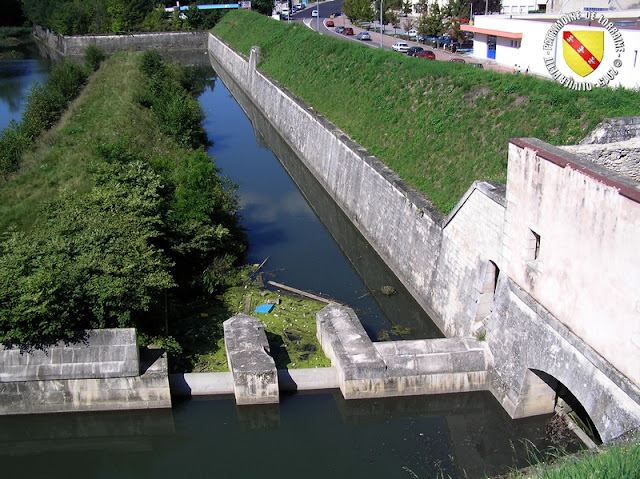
[326,20,334,27]
[335,26,345,34]
[407,46,424,57]
[407,29,418,38]
[343,27,354,35]
[357,32,371,41]
[311,9,318,17]
[469,62,484,69]
[450,58,466,63]
[295,3,303,9]
[391,41,410,53]
[416,49,436,60]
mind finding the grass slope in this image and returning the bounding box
[213,10,640,213]
[0,51,185,233]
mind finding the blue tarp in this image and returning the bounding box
[255,304,275,314]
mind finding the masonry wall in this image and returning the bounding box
[504,139,640,389]
[33,25,208,57]
[0,330,171,414]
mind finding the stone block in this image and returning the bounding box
[224,314,278,405]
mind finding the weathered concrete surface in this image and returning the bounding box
[169,372,234,396]
[223,314,279,405]
[170,368,339,396]
[0,346,171,415]
[0,328,139,382]
[317,304,491,399]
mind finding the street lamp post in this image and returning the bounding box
[379,0,383,48]
[316,0,319,30]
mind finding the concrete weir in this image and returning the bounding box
[218,305,491,405]
[317,304,491,400]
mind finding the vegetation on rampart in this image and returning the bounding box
[0,50,245,348]
[213,10,640,213]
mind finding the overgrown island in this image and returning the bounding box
[1,4,640,477]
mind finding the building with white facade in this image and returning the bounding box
[462,10,640,89]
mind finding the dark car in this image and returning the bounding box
[407,46,424,57]
[450,58,466,63]
[469,62,484,69]
[343,27,354,35]
[335,26,345,34]
[326,20,334,27]
[416,50,436,60]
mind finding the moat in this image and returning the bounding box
[0,50,565,478]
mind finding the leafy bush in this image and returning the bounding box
[140,49,164,78]
[0,121,29,179]
[84,44,106,72]
[137,51,208,148]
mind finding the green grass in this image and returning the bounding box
[213,10,640,213]
[171,267,331,373]
[511,435,640,478]
[0,51,185,233]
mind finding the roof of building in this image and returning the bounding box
[461,25,524,38]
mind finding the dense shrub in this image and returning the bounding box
[84,44,106,72]
[137,51,207,148]
[0,48,105,178]
[0,52,245,348]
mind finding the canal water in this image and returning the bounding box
[0,50,559,478]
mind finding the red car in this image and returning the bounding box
[326,20,334,27]
[416,50,436,60]
[343,27,354,35]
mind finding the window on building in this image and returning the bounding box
[527,229,541,261]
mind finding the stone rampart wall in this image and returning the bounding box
[33,25,208,57]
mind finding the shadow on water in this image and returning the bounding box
[0,391,556,479]
[208,55,442,341]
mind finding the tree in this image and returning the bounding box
[0,161,176,347]
[250,0,276,16]
[402,17,415,36]
[418,2,444,39]
[343,0,374,22]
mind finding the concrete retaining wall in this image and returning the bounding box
[33,25,208,57]
[0,329,138,382]
[0,330,171,415]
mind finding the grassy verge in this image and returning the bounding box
[0,51,188,233]
[506,434,640,478]
[212,10,640,213]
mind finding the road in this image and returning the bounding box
[284,0,511,73]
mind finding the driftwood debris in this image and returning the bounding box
[267,281,335,304]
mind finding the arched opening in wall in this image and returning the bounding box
[474,261,499,326]
[530,369,603,447]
